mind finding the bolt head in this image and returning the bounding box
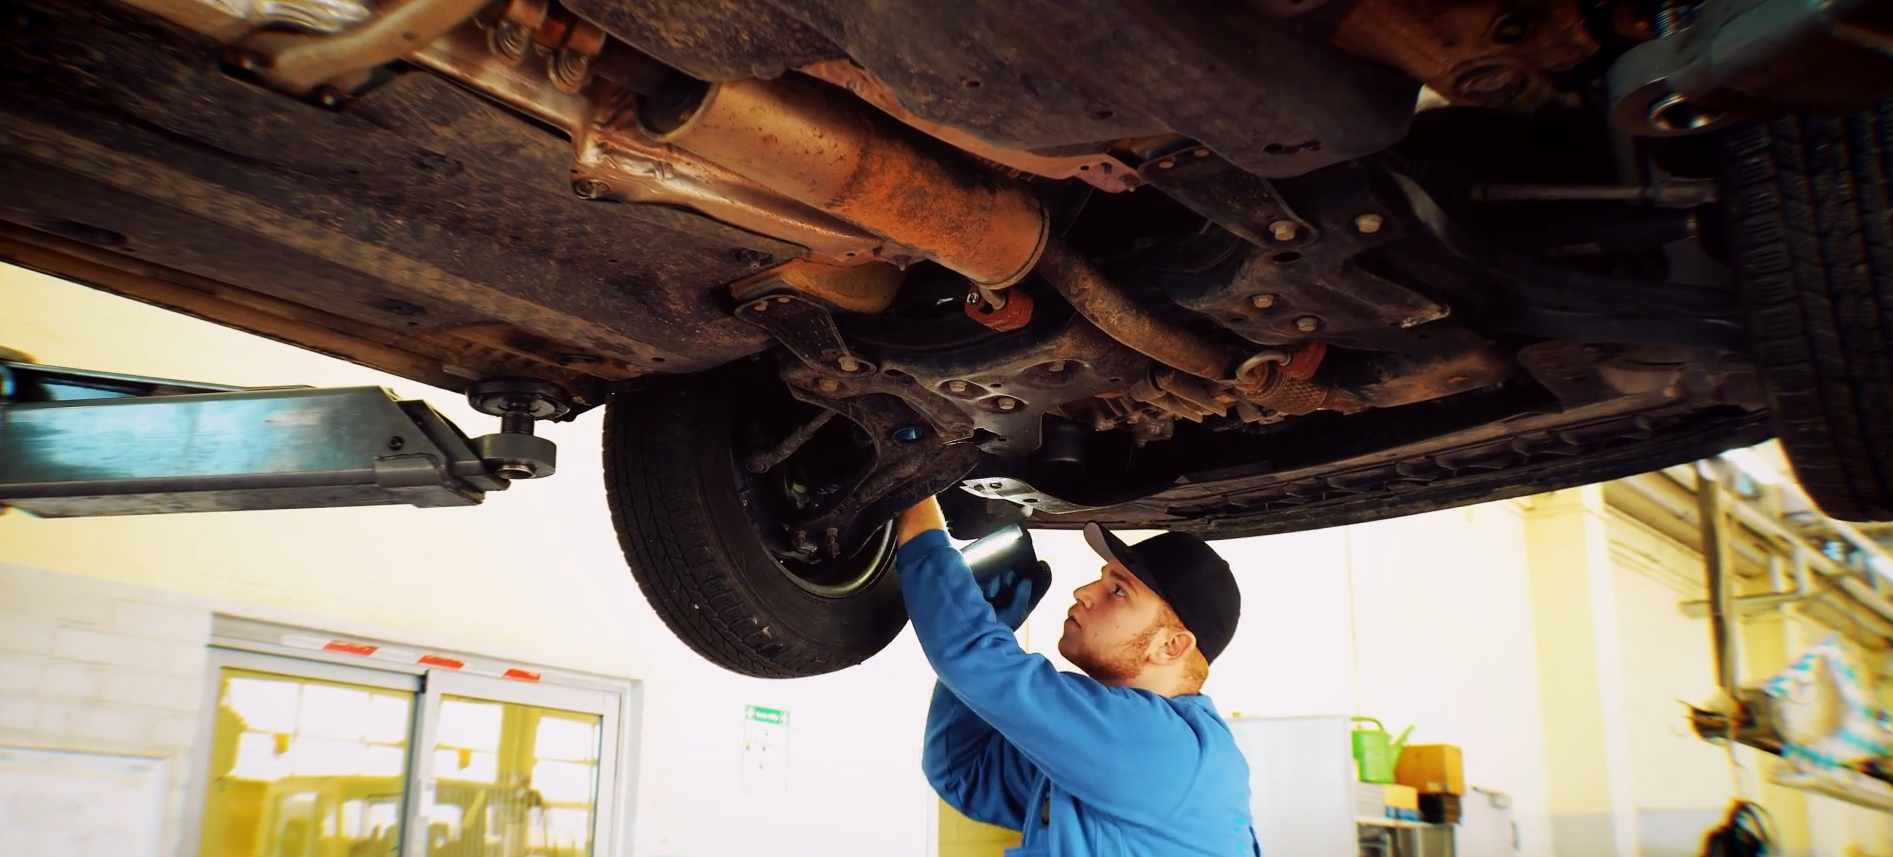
[491,20,531,59]
[837,355,862,373]
[947,380,970,394]
[815,378,841,393]
[996,397,1018,411]
[573,178,610,199]
[1250,293,1277,309]
[1294,315,1321,333]
[1270,220,1300,242]
[1354,213,1385,234]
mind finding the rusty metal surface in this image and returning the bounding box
[0,224,628,406]
[571,0,1419,179]
[0,0,790,384]
[874,318,1158,458]
[404,20,900,266]
[117,0,371,40]
[647,74,1051,287]
[237,0,490,95]
[1231,360,1339,415]
[1035,240,1238,383]
[728,259,906,314]
[1154,162,1453,355]
[1333,337,1515,409]
[577,89,900,265]
[963,286,1034,332]
[135,0,899,266]
[1332,0,1600,107]
[1138,146,1315,249]
[799,59,1142,193]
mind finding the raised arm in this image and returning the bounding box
[894,506,1212,822]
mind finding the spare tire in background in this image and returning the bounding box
[602,375,909,678]
[1718,99,1893,521]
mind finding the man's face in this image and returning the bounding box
[1057,560,1168,683]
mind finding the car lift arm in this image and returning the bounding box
[0,357,566,517]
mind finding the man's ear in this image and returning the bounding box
[1150,627,1197,665]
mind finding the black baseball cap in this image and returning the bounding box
[1083,523,1242,663]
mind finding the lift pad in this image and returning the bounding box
[0,359,510,517]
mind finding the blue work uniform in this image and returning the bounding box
[897,529,1258,856]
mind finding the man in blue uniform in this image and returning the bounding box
[894,496,1257,856]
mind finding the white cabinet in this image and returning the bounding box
[1229,715,1360,857]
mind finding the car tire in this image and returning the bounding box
[602,376,910,678]
[1718,99,1893,521]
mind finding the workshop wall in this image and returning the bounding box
[0,266,941,857]
[0,561,210,857]
[10,265,1893,857]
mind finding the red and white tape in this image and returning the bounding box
[282,634,541,682]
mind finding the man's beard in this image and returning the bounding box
[1061,621,1160,685]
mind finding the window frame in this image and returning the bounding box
[180,619,640,857]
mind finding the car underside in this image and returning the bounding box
[3,0,1891,676]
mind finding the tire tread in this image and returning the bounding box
[604,387,880,678]
[1719,101,1893,521]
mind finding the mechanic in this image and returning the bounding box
[894,495,1258,856]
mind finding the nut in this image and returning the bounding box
[995,397,1018,411]
[1294,316,1321,333]
[815,378,841,393]
[1270,220,1300,242]
[947,379,970,394]
[1250,293,1277,309]
[1354,213,1385,234]
[837,355,861,373]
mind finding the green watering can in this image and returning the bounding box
[1350,717,1414,784]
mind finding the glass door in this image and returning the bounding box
[193,646,626,857]
[410,672,620,857]
[197,652,421,857]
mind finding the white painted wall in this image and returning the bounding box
[0,562,211,857]
[1,266,941,857]
[1348,503,1553,857]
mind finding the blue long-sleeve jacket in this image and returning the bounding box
[898,529,1258,856]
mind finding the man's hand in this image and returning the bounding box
[896,495,948,545]
[979,560,1052,631]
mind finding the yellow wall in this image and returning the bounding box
[936,801,1020,857]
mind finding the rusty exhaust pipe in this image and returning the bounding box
[641,75,1049,288]
[1037,240,1351,416]
[1034,240,1239,382]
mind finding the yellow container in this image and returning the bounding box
[1395,743,1465,795]
[1382,783,1420,811]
